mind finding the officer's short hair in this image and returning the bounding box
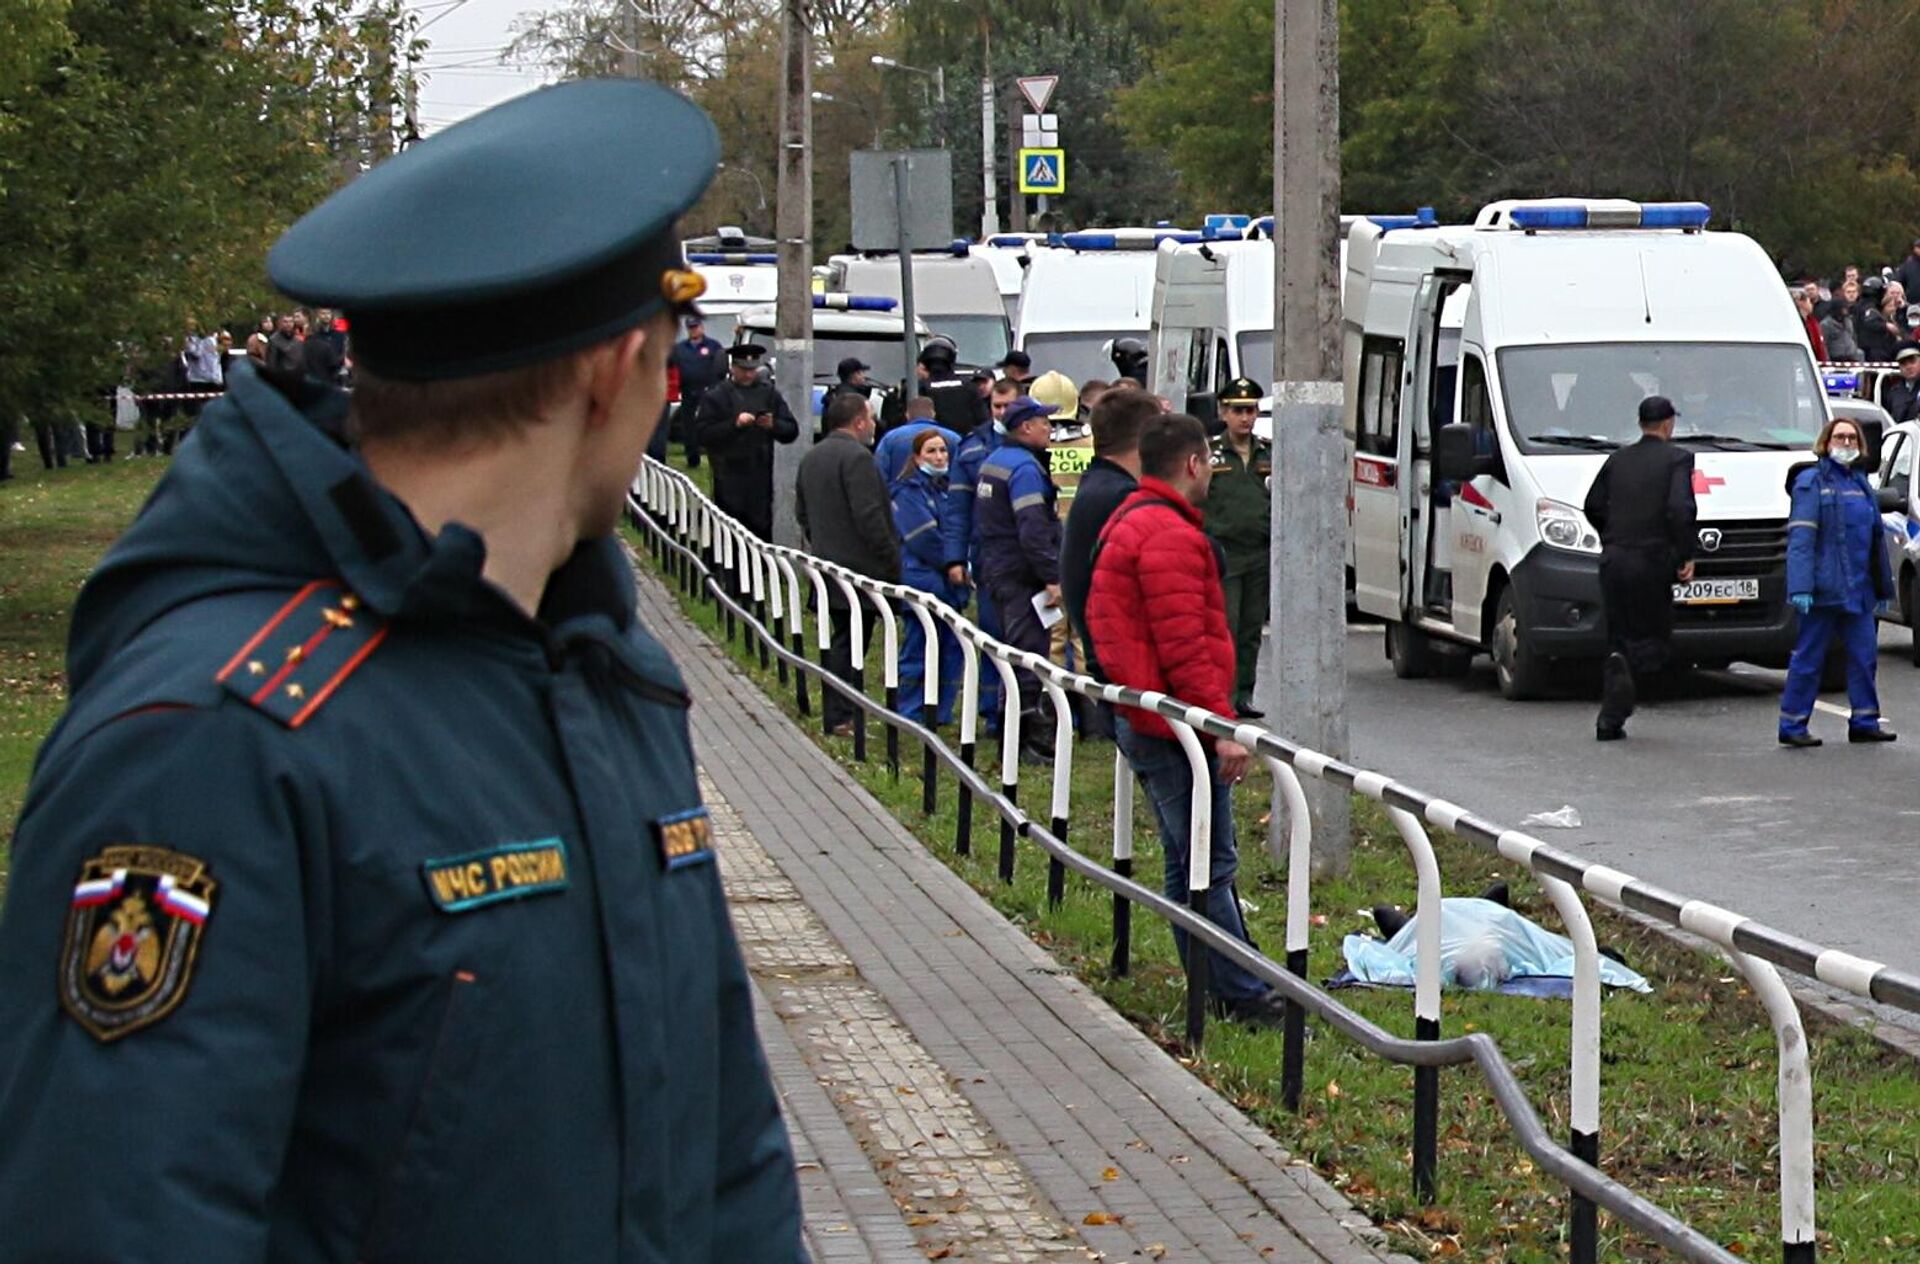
[905,397,935,420]
[1090,386,1159,457]
[824,390,871,431]
[349,314,672,446]
[990,377,1021,400]
[1138,412,1209,480]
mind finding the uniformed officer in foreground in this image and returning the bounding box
[1206,377,1272,717]
[1583,394,1698,741]
[696,341,800,539]
[0,80,805,1261]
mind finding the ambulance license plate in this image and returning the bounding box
[1672,578,1759,605]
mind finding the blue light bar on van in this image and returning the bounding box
[1823,370,1862,396]
[687,251,778,264]
[947,238,972,256]
[1057,228,1241,251]
[1506,201,1711,231]
[1366,207,1439,232]
[814,294,898,311]
[987,235,1032,248]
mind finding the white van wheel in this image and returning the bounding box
[1490,587,1549,701]
[1386,621,1433,679]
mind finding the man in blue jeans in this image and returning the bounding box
[1084,412,1284,1026]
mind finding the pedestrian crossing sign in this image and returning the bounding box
[1019,148,1066,195]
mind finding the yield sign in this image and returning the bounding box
[1016,74,1059,115]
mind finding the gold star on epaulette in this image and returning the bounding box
[286,645,305,664]
[247,661,266,676]
[286,683,305,700]
[322,607,355,629]
[340,594,360,611]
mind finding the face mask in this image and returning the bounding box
[919,461,946,477]
[1830,445,1859,466]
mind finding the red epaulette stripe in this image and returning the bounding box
[249,622,341,707]
[288,626,389,729]
[215,580,339,683]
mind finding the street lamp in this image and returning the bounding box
[870,54,945,146]
[715,162,768,214]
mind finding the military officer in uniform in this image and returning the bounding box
[1583,394,1698,741]
[695,342,800,540]
[1205,377,1272,718]
[0,80,805,1261]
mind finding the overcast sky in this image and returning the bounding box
[409,0,549,134]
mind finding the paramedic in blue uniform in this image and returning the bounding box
[892,428,967,726]
[1778,414,1896,746]
[0,80,805,1262]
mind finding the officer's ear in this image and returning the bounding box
[581,321,661,432]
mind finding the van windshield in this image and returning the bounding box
[1021,332,1134,389]
[923,314,1012,370]
[1499,343,1826,454]
[1236,334,1274,391]
[744,331,921,384]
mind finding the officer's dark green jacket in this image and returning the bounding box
[1205,433,1272,574]
[0,364,805,1262]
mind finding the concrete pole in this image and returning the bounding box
[772,0,814,549]
[980,74,999,237]
[1267,0,1349,874]
[1007,82,1027,232]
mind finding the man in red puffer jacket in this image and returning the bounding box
[1085,412,1284,1028]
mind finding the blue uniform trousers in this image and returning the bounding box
[974,566,1003,723]
[898,588,964,726]
[1113,714,1269,1004]
[1779,605,1881,736]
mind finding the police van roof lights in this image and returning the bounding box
[1823,370,1862,396]
[1365,207,1438,232]
[1504,201,1711,232]
[1056,227,1243,251]
[987,235,1033,248]
[815,294,898,311]
[688,252,778,265]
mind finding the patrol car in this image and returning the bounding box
[1343,198,1830,699]
[1014,229,1169,389]
[683,226,779,345]
[828,245,1011,370]
[730,294,931,415]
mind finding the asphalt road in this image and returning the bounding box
[1309,620,1920,1033]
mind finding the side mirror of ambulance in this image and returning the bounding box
[1878,484,1908,515]
[1435,422,1490,483]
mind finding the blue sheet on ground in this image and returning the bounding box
[1337,897,1652,996]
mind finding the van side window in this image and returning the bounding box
[1460,353,1506,482]
[1186,329,1210,397]
[1888,432,1913,487]
[1356,336,1403,457]
[1214,337,1230,397]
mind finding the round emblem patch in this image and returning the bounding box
[60,845,217,1043]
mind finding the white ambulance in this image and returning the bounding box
[683,226,779,345]
[1013,230,1167,388]
[828,247,1011,371]
[1343,198,1829,699]
[979,234,1044,324]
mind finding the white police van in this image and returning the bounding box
[1868,414,1920,663]
[1344,198,1829,698]
[683,227,779,345]
[732,294,931,418]
[828,246,1011,371]
[1013,229,1172,388]
[978,234,1044,325]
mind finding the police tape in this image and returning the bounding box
[104,391,229,403]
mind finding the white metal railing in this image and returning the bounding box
[633,456,1920,1264]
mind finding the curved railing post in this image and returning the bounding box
[954,620,981,856]
[776,554,807,708]
[830,571,866,758]
[1165,708,1214,1048]
[1725,948,1816,1263]
[1038,665,1075,908]
[1541,871,1602,1264]
[1261,749,1314,1114]
[765,546,789,685]
[749,542,771,671]
[903,597,943,813]
[1382,800,1444,1204]
[805,562,833,727]
[865,586,899,777]
[988,653,1023,883]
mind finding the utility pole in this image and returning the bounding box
[620,0,640,76]
[1268,0,1349,874]
[979,24,998,236]
[771,0,814,549]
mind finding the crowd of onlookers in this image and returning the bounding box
[1790,241,1920,365]
[1,308,349,482]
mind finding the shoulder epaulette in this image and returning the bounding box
[215,580,387,728]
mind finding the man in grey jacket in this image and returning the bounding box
[797,391,901,734]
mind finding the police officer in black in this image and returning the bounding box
[1583,394,1698,740]
[918,335,987,434]
[0,80,805,1260]
[695,342,800,539]
[1883,343,1920,424]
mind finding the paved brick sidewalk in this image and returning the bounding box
[640,568,1412,1263]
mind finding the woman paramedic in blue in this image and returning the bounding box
[893,428,967,726]
[1778,414,1896,746]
